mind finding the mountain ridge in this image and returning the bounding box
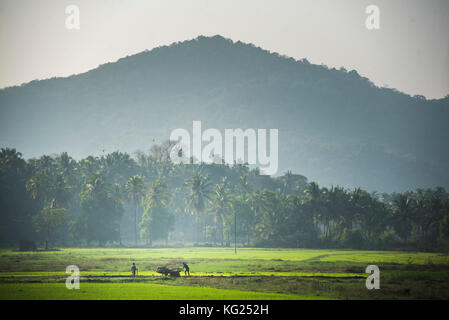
[1,35,448,192]
[2,35,433,99]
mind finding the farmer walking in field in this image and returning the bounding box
[183,262,190,277]
[131,262,138,278]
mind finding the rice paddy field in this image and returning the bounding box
[0,247,448,300]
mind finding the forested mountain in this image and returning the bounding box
[1,35,448,192]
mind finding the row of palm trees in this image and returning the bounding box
[125,169,449,251]
[1,147,448,250]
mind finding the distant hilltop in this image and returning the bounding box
[1,35,448,192]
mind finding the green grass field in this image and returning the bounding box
[1,247,448,300]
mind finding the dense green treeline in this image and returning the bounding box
[1,146,449,251]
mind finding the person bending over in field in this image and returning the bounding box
[131,262,137,278]
[183,262,190,277]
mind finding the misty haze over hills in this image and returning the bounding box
[0,35,448,192]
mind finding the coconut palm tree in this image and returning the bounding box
[125,175,146,245]
[391,193,414,245]
[140,178,171,246]
[144,178,169,208]
[185,171,212,242]
[213,177,231,246]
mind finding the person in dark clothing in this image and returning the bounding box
[182,262,190,277]
[131,262,137,278]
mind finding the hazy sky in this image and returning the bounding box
[0,0,448,98]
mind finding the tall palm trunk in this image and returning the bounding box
[195,215,200,243]
[118,224,122,246]
[134,203,138,246]
[218,215,224,246]
[46,227,50,250]
[204,213,207,242]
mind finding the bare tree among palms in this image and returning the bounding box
[125,175,145,246]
